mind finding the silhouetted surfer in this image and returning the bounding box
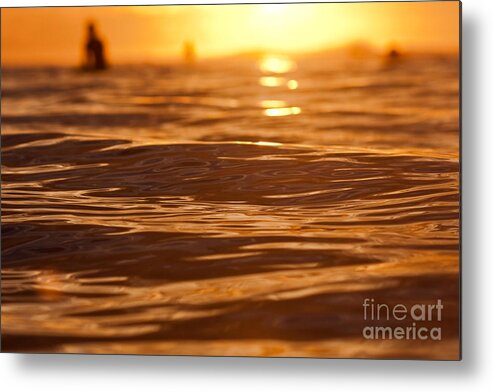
[183,40,196,66]
[387,48,400,59]
[84,22,107,71]
[382,45,403,68]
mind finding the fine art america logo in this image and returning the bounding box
[362,298,443,341]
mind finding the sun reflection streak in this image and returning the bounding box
[259,76,285,87]
[234,141,283,147]
[259,55,296,74]
[287,79,299,90]
[264,107,301,117]
[260,100,288,109]
[259,76,298,90]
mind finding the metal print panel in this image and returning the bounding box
[0,1,461,359]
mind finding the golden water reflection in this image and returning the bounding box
[264,107,301,117]
[259,76,298,90]
[259,76,285,87]
[260,100,288,109]
[1,52,459,358]
[261,99,301,117]
[259,55,296,74]
[259,55,300,116]
[287,79,298,90]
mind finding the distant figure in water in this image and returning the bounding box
[387,48,401,59]
[382,45,403,68]
[84,22,107,71]
[183,40,196,66]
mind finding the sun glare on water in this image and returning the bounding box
[264,107,302,117]
[259,55,296,74]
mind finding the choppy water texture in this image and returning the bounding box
[1,53,460,358]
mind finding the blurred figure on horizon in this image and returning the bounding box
[84,21,108,71]
[387,47,401,60]
[385,42,402,61]
[381,43,403,69]
[183,40,196,66]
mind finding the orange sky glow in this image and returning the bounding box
[1,2,460,65]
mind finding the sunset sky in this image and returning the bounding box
[1,1,460,65]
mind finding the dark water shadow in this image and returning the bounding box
[2,112,185,129]
[4,273,459,355]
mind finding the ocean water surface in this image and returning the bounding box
[1,53,460,358]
